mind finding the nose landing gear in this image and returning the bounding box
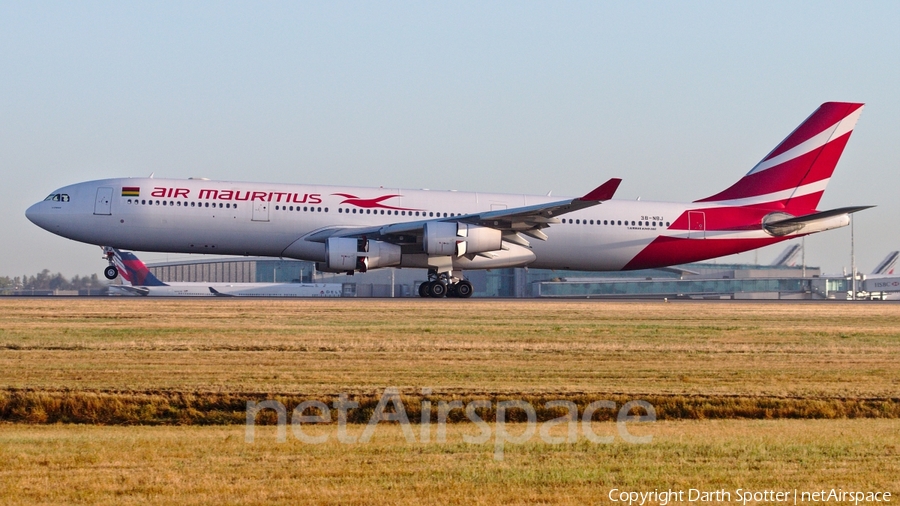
[418,269,473,298]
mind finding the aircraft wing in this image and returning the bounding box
[303,178,622,246]
[208,287,235,297]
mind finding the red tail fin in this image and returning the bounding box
[696,102,864,211]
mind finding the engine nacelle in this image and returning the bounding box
[423,222,502,256]
[323,237,401,273]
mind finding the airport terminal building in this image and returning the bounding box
[141,246,865,300]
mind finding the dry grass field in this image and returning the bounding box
[0,298,898,503]
[0,420,897,505]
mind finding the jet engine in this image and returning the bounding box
[321,237,401,273]
[423,222,502,256]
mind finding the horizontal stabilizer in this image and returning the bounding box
[115,285,150,296]
[764,206,873,237]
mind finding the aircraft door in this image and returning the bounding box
[252,200,269,222]
[93,187,113,215]
[687,211,705,239]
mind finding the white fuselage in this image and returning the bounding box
[25,177,790,272]
[111,282,342,297]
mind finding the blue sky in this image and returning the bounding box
[2,1,898,277]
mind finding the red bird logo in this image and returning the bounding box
[332,193,421,211]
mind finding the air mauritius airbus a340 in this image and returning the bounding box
[27,102,871,297]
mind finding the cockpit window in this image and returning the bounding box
[43,193,69,202]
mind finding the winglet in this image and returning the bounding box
[579,178,622,202]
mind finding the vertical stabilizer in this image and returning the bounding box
[872,251,899,276]
[696,102,864,211]
[111,249,168,286]
[770,244,802,267]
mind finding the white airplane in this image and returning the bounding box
[106,247,341,297]
[27,102,871,298]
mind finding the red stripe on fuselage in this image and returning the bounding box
[668,206,780,232]
[623,236,789,270]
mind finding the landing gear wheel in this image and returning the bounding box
[446,283,458,298]
[429,281,447,298]
[418,282,432,298]
[104,265,119,280]
[456,280,473,298]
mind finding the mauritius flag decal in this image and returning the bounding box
[122,186,140,197]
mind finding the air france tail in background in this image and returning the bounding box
[27,102,873,298]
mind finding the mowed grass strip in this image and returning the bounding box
[0,420,897,505]
[1,389,898,425]
[0,299,898,400]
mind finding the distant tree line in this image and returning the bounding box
[0,269,108,293]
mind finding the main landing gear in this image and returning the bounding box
[418,269,473,298]
[102,247,119,280]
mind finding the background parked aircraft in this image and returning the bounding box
[107,248,341,297]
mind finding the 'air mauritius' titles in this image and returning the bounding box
[149,187,323,204]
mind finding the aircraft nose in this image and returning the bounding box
[25,202,49,230]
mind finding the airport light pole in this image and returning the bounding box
[801,237,806,279]
[851,215,857,300]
